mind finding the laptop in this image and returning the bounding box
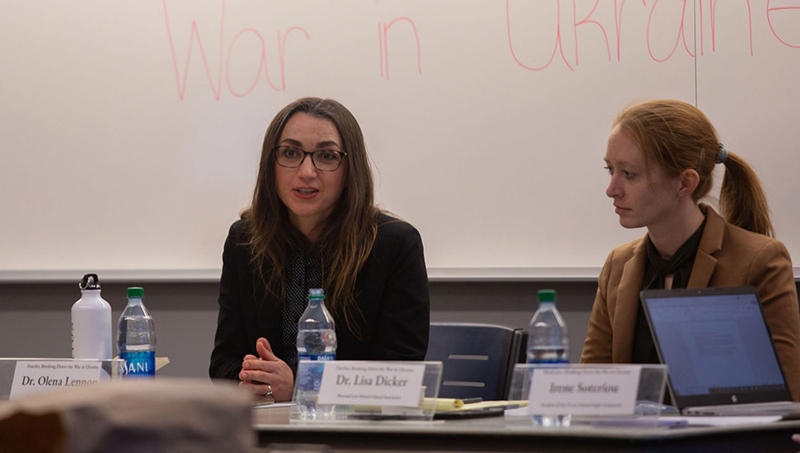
[640,286,800,416]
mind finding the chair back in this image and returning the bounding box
[425,323,525,401]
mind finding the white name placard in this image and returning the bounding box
[528,366,642,416]
[10,360,109,400]
[317,362,425,407]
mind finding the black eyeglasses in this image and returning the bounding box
[273,146,347,172]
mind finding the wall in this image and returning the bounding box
[0,281,597,378]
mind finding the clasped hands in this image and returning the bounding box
[239,337,294,402]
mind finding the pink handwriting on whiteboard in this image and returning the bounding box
[574,0,612,65]
[698,0,719,56]
[766,0,800,49]
[614,0,648,61]
[647,0,694,62]
[225,27,310,97]
[506,0,574,71]
[378,17,423,80]
[161,0,309,100]
[507,0,799,72]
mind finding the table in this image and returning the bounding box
[253,406,800,452]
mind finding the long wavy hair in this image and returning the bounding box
[613,99,774,237]
[241,97,379,335]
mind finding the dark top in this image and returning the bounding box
[631,220,706,364]
[209,213,431,380]
[280,243,323,370]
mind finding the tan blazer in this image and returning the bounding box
[581,205,800,401]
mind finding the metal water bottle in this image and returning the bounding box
[71,273,112,360]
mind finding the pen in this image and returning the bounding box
[461,397,483,404]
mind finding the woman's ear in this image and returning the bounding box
[678,169,700,197]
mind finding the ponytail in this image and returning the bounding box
[719,151,774,237]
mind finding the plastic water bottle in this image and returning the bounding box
[527,289,569,364]
[527,289,569,426]
[295,288,337,419]
[296,288,337,362]
[71,273,112,360]
[117,287,156,379]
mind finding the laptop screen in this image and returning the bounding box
[641,287,791,408]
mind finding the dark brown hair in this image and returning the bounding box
[613,99,773,237]
[241,97,379,334]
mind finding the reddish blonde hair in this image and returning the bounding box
[613,99,773,237]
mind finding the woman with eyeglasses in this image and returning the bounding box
[210,97,430,402]
[580,99,800,401]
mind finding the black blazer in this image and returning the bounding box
[209,213,430,380]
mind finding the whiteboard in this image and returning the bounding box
[1,0,798,282]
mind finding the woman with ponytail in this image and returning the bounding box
[580,99,800,401]
[210,98,430,402]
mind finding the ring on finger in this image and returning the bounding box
[265,384,273,398]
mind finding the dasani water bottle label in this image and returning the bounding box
[120,351,155,377]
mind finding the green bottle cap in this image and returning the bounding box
[538,289,557,303]
[308,288,325,299]
[127,287,144,298]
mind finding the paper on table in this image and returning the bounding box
[556,415,782,427]
[253,395,274,407]
[430,399,528,412]
[459,400,528,411]
[571,416,688,427]
[352,396,456,413]
[253,400,293,409]
[679,416,782,426]
[155,357,169,371]
[507,410,781,425]
[423,398,464,411]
